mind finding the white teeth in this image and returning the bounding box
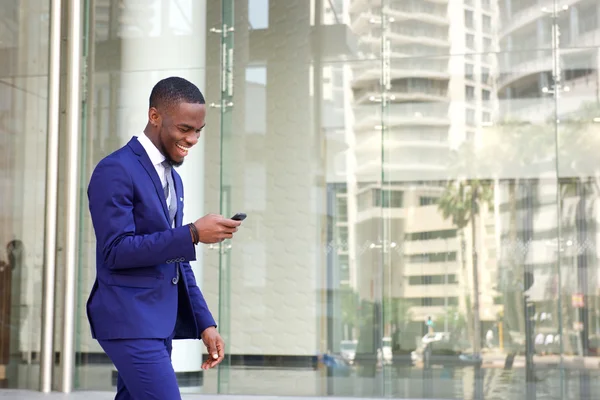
[176,144,189,152]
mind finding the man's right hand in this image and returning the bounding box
[193,214,242,244]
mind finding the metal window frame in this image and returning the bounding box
[39,0,84,393]
[39,0,63,393]
[58,0,84,393]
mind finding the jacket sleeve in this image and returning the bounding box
[174,172,217,334]
[182,262,217,335]
[88,157,196,270]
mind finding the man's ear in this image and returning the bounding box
[148,107,161,127]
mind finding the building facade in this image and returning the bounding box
[1,0,600,398]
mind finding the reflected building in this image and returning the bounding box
[2,0,600,397]
[338,0,502,345]
[495,0,600,355]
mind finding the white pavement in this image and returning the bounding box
[0,391,431,400]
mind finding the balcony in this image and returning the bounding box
[499,0,580,38]
[389,24,450,48]
[384,4,448,26]
[497,51,553,88]
[355,133,450,157]
[353,58,450,85]
[354,87,449,105]
[354,103,450,131]
[404,237,459,254]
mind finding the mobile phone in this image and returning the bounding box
[231,212,247,221]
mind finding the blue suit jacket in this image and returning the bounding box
[86,137,216,340]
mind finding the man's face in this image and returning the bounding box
[151,102,206,166]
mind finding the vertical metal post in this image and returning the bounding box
[40,0,63,393]
[59,0,83,392]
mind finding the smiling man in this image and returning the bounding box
[86,77,242,400]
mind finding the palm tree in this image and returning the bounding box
[554,102,600,356]
[480,118,555,341]
[437,175,494,355]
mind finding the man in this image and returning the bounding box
[87,76,241,399]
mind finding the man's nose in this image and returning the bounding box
[187,135,199,147]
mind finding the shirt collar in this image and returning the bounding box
[137,133,165,166]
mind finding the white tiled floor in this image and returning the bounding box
[0,391,391,400]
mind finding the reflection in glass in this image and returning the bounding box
[0,0,49,390]
[68,0,600,398]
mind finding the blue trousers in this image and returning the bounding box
[98,335,181,400]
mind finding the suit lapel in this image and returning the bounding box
[128,137,170,223]
[173,171,183,227]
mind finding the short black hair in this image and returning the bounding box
[149,76,205,110]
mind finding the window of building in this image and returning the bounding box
[405,229,457,241]
[409,274,458,285]
[465,63,474,80]
[336,196,348,220]
[335,226,348,246]
[419,196,439,206]
[482,15,492,34]
[466,34,475,50]
[464,10,474,29]
[374,189,404,208]
[415,297,458,307]
[408,252,457,263]
[483,37,492,51]
[482,89,491,101]
[565,68,594,81]
[466,108,476,125]
[248,0,269,29]
[482,111,492,123]
[481,66,490,84]
[465,85,475,101]
[579,4,598,34]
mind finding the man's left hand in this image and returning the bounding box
[201,327,225,369]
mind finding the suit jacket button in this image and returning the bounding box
[172,277,179,285]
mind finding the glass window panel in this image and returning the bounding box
[64,0,600,398]
[0,0,49,390]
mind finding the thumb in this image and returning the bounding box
[207,342,218,359]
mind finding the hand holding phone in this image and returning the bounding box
[193,214,241,244]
